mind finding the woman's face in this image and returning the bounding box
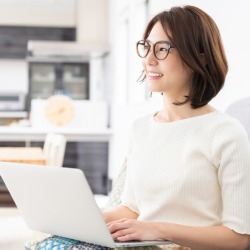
[142,22,193,100]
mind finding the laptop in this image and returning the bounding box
[0,162,171,248]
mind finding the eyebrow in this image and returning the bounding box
[146,39,173,45]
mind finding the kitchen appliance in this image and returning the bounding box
[0,93,26,111]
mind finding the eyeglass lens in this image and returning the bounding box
[137,40,171,60]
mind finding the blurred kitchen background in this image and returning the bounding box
[0,0,250,201]
[0,0,250,248]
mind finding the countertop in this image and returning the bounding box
[0,126,113,142]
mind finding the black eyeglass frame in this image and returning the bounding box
[136,40,175,60]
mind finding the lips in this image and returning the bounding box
[147,71,163,77]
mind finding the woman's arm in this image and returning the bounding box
[159,223,250,250]
[108,219,250,250]
[102,205,138,223]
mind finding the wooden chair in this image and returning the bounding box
[43,133,67,167]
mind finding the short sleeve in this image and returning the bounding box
[212,120,250,234]
[120,164,139,214]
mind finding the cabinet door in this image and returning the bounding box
[62,63,89,99]
[29,63,56,99]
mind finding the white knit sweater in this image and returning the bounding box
[121,111,250,234]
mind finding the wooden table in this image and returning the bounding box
[0,147,45,165]
[0,147,46,207]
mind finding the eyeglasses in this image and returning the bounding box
[136,40,175,60]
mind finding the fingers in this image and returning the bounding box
[116,233,138,242]
[108,222,129,234]
[106,219,160,242]
[107,218,130,227]
[111,228,133,240]
[107,219,138,240]
[107,218,133,233]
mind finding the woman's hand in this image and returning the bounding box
[107,218,163,242]
[108,219,250,250]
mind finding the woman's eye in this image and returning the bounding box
[159,47,168,51]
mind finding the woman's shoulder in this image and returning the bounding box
[212,111,245,128]
[211,111,249,140]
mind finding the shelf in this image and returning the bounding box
[0,111,28,118]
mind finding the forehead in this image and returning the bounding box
[147,21,171,42]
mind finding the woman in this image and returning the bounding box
[27,5,250,250]
[104,5,250,250]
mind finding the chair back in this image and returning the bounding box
[225,97,250,141]
[43,133,67,167]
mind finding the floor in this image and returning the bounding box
[0,207,48,250]
[0,195,109,250]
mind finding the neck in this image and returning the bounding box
[154,96,215,123]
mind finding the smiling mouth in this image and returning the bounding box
[147,72,163,77]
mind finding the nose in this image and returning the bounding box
[144,49,158,66]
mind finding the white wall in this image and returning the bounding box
[76,0,108,44]
[76,0,110,102]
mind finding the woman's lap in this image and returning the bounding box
[25,235,190,250]
[25,243,189,250]
[25,242,162,250]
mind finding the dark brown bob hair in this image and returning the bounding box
[141,5,228,109]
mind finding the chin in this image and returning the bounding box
[147,84,165,93]
[149,88,165,93]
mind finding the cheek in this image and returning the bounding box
[163,59,190,78]
[161,63,180,80]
